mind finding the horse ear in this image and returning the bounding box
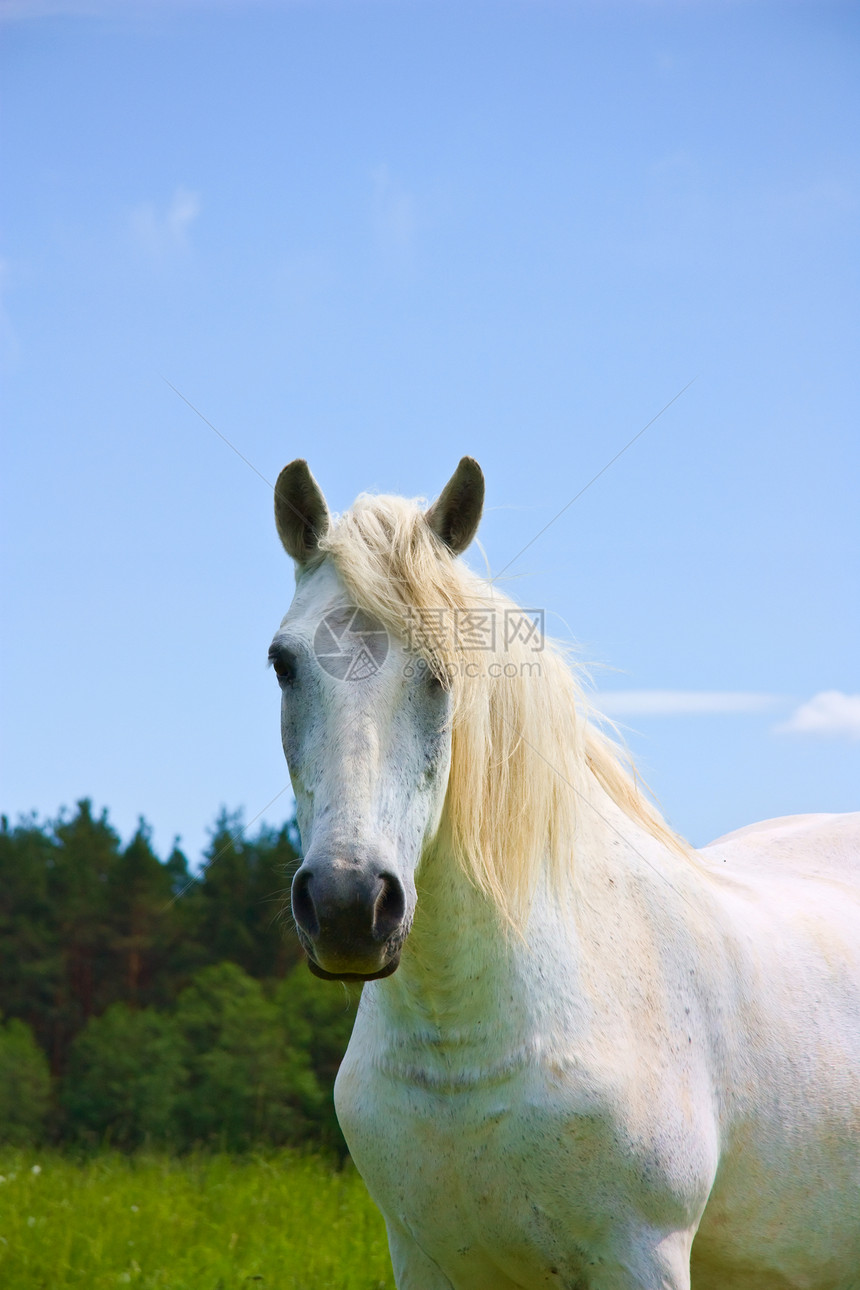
[425,457,485,555]
[274,459,331,564]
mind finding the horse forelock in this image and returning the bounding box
[319,491,688,924]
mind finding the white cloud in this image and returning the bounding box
[129,187,201,260]
[594,690,781,717]
[775,692,860,741]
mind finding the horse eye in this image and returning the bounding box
[425,663,449,695]
[269,646,297,687]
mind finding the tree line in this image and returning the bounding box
[0,800,357,1153]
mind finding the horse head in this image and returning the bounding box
[269,458,484,981]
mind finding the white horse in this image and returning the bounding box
[269,457,860,1290]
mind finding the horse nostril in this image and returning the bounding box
[291,867,320,938]
[373,872,406,942]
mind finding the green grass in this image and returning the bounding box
[0,1149,396,1289]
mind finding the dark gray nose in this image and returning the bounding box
[291,861,407,976]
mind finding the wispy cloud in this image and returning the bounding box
[776,692,860,741]
[2,0,139,18]
[0,258,20,371]
[0,0,96,17]
[129,187,201,260]
[370,165,418,258]
[1,0,271,19]
[594,690,781,717]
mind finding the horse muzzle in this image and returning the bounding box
[291,859,410,982]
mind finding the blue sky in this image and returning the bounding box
[2,0,858,864]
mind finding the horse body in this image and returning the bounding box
[337,804,860,1290]
[268,459,860,1289]
[690,814,860,1289]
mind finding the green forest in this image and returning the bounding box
[0,800,358,1155]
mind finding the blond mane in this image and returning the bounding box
[319,492,687,924]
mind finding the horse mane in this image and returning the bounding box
[319,491,688,924]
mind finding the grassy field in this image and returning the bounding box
[0,1150,396,1289]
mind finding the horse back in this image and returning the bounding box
[701,811,860,878]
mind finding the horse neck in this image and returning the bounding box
[367,842,543,1087]
[370,772,698,1074]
